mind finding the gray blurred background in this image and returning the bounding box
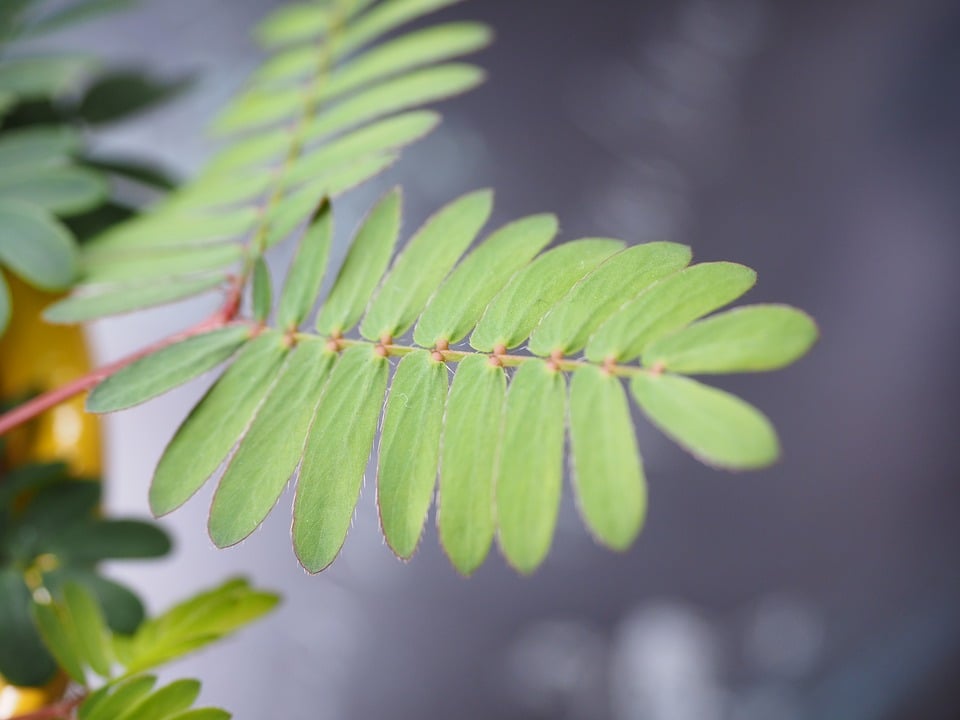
[49,0,960,718]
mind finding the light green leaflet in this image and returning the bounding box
[276,200,331,329]
[209,340,336,548]
[83,210,259,252]
[115,679,200,720]
[414,214,558,347]
[495,360,566,574]
[166,173,272,212]
[44,275,227,324]
[630,373,779,470]
[284,111,438,187]
[0,125,81,170]
[62,583,112,679]
[569,366,646,550]
[254,2,338,47]
[80,244,242,284]
[528,242,692,356]
[87,327,251,413]
[378,350,447,558]
[294,345,388,572]
[32,601,85,683]
[470,238,624,351]
[316,188,401,335]
[0,166,107,215]
[361,189,493,340]
[82,676,157,720]
[642,304,819,374]
[251,257,272,323]
[0,199,77,289]
[586,261,757,362]
[304,63,482,146]
[438,354,506,575]
[332,0,465,60]
[150,332,289,516]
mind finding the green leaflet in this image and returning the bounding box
[377,350,446,558]
[414,214,558,347]
[209,340,336,548]
[258,21,489,88]
[167,172,272,212]
[333,0,465,60]
[44,569,145,635]
[305,63,483,147]
[528,242,692,356]
[84,210,258,252]
[87,326,251,413]
[115,679,201,720]
[43,275,227,324]
[62,583,113,679]
[569,366,646,550]
[0,125,81,170]
[0,165,107,215]
[438,354,506,575]
[361,189,493,341]
[630,373,779,470]
[123,579,278,674]
[284,111,439,187]
[294,345,388,572]
[82,676,158,720]
[150,331,288,516]
[255,2,338,47]
[0,54,98,99]
[167,710,231,720]
[204,63,463,178]
[0,199,77,289]
[642,304,819,374]
[32,601,86,684]
[470,238,624,351]
[276,200,331,330]
[251,257,272,323]
[586,261,757,362]
[19,0,139,39]
[315,188,401,335]
[495,360,566,574]
[48,520,172,563]
[80,244,242,283]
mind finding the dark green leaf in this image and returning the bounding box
[0,199,77,289]
[0,569,57,686]
[87,326,251,413]
[294,345,388,573]
[79,71,193,124]
[31,599,86,684]
[495,360,566,574]
[377,350,446,558]
[51,520,171,562]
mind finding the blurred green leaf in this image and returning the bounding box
[0,165,108,215]
[0,199,77,289]
[0,125,81,171]
[0,569,57,686]
[63,582,113,678]
[78,71,193,124]
[31,598,86,683]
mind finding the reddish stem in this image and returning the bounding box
[0,295,245,439]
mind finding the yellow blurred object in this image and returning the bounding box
[0,271,102,477]
[0,271,103,716]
